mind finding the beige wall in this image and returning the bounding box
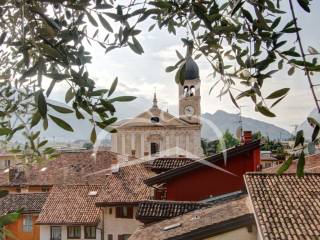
[103,206,142,239]
[205,225,258,240]
[39,225,101,240]
[112,128,202,159]
[0,154,22,170]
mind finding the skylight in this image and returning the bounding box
[162,223,181,231]
[88,191,97,196]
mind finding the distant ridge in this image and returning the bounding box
[201,110,292,141]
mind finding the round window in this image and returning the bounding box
[151,116,160,123]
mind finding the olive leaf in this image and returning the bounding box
[48,114,74,132]
[266,88,289,99]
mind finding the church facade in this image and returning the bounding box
[111,46,202,159]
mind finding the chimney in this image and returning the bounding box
[243,131,252,144]
[111,157,119,174]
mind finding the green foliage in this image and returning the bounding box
[0,190,20,238]
[83,142,94,150]
[216,130,240,152]
[0,0,317,169]
[0,0,140,160]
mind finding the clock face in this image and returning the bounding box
[184,106,195,117]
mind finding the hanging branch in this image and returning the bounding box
[288,0,320,113]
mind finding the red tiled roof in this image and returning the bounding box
[95,163,155,206]
[263,153,320,173]
[129,196,253,240]
[0,150,120,186]
[245,173,320,239]
[145,140,260,186]
[0,192,48,215]
[151,158,194,172]
[136,200,208,223]
[37,185,102,225]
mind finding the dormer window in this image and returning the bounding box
[151,116,160,123]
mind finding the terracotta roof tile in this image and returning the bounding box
[136,200,208,223]
[37,185,102,225]
[0,192,48,215]
[95,164,155,206]
[151,158,194,172]
[263,153,320,173]
[0,150,120,186]
[129,196,253,240]
[245,173,320,239]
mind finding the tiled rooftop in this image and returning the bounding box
[95,163,155,206]
[245,173,320,240]
[136,200,208,223]
[151,158,194,172]
[0,150,120,186]
[263,153,320,173]
[0,192,48,215]
[37,185,102,225]
[129,196,253,240]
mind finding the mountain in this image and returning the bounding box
[201,110,292,141]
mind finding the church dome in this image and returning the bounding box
[185,56,199,80]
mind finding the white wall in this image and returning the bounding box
[39,225,101,240]
[103,206,142,239]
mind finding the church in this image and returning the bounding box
[111,46,202,159]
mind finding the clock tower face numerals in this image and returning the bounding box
[184,105,195,117]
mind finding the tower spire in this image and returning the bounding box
[153,89,158,108]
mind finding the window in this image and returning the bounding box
[108,234,113,240]
[150,142,159,155]
[190,86,195,96]
[41,186,50,192]
[150,116,160,123]
[115,206,133,219]
[84,226,96,239]
[109,207,112,215]
[118,235,131,240]
[4,160,10,168]
[183,86,189,97]
[22,215,33,232]
[67,226,81,239]
[50,226,61,240]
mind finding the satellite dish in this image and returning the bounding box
[236,127,242,139]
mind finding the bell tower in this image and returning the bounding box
[179,43,201,124]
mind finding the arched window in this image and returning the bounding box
[184,86,189,97]
[190,86,195,96]
[151,142,159,155]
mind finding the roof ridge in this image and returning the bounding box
[140,200,207,204]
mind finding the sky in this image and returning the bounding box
[49,1,320,133]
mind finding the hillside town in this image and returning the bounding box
[0,50,319,240]
[1,1,320,240]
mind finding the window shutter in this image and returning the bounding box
[115,207,122,218]
[108,234,113,240]
[127,206,133,218]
